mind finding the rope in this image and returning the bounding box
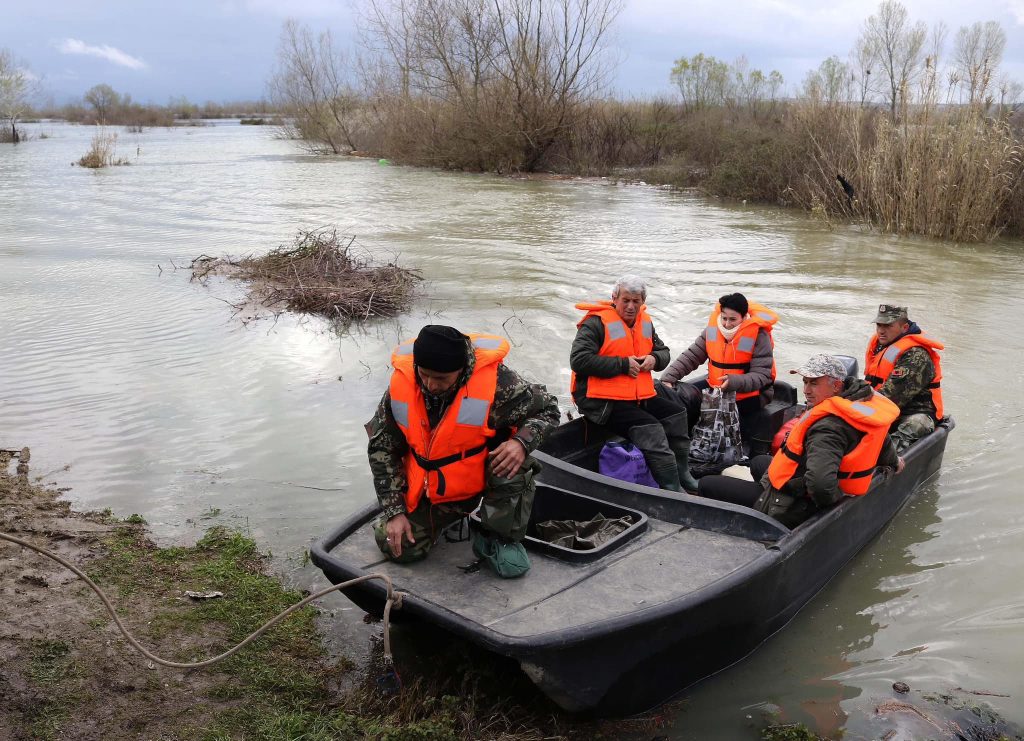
[0,530,405,669]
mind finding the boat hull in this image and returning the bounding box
[311,417,953,715]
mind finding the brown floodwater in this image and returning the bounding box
[2,121,1022,737]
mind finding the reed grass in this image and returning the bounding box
[77,131,130,168]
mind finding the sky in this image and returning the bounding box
[5,0,1024,105]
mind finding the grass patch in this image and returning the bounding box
[190,227,422,326]
[80,523,647,739]
[28,639,73,685]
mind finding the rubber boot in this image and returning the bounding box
[675,448,700,494]
[651,464,683,493]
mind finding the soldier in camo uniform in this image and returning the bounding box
[864,305,945,454]
[367,325,560,577]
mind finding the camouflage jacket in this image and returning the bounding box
[367,342,561,521]
[569,315,672,425]
[874,324,937,419]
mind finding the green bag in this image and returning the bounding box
[472,530,531,579]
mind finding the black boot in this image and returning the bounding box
[651,464,683,493]
[675,447,700,494]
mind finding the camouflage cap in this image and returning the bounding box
[873,303,908,324]
[789,353,847,381]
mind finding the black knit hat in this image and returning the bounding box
[718,292,749,317]
[413,325,468,372]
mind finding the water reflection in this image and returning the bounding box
[667,481,943,739]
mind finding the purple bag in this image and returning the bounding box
[599,440,658,488]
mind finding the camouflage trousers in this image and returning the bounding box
[890,413,936,454]
[373,458,541,564]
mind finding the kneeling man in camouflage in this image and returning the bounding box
[366,325,560,577]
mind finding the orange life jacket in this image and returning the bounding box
[766,391,900,496]
[571,301,656,402]
[863,333,944,420]
[705,302,778,401]
[389,333,509,513]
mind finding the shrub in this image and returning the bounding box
[77,131,130,168]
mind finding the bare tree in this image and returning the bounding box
[850,37,875,107]
[996,74,1024,116]
[0,49,34,143]
[860,0,926,118]
[953,21,1006,108]
[362,0,622,170]
[269,19,361,154]
[84,84,122,124]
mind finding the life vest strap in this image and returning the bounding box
[865,374,885,385]
[928,381,940,389]
[837,467,873,480]
[709,359,751,371]
[411,444,487,472]
[780,445,802,463]
[411,444,488,497]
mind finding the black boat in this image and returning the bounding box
[310,373,954,715]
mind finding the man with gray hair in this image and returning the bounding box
[698,353,903,528]
[570,275,698,492]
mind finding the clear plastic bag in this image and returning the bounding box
[689,387,743,477]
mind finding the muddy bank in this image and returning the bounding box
[0,450,637,740]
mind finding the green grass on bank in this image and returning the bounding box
[76,522,637,740]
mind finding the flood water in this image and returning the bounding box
[2,122,1023,737]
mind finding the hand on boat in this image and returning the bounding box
[385,514,415,557]
[896,456,905,474]
[489,439,526,478]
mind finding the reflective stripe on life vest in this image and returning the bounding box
[389,333,510,513]
[864,332,944,420]
[571,301,656,401]
[706,302,778,401]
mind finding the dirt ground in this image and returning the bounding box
[0,449,250,740]
[0,450,620,741]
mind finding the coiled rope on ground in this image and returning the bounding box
[0,530,404,670]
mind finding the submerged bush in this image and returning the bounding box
[77,131,130,168]
[191,228,422,325]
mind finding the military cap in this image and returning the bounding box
[790,353,847,381]
[874,304,909,324]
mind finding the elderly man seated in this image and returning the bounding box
[864,304,945,453]
[570,275,698,493]
[698,353,904,528]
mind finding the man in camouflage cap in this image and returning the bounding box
[366,325,560,577]
[864,304,945,453]
[697,353,903,529]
